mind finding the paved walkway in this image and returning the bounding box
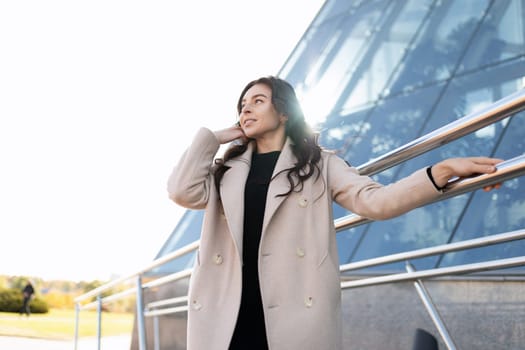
[0,335,131,350]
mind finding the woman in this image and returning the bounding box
[167,76,501,350]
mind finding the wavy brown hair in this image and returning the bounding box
[213,76,322,198]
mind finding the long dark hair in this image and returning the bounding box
[213,76,322,198]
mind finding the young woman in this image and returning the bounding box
[167,76,501,350]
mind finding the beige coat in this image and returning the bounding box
[167,127,440,350]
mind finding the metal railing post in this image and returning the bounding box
[97,295,102,350]
[406,262,457,350]
[153,316,160,350]
[74,302,79,350]
[136,274,148,350]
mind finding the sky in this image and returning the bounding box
[0,0,325,282]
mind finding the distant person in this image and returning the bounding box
[167,76,502,349]
[20,281,35,316]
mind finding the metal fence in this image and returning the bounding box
[74,89,525,350]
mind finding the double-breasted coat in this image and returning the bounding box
[167,127,441,350]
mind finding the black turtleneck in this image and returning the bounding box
[229,151,280,350]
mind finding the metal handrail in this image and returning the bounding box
[341,256,525,289]
[147,296,188,310]
[340,228,525,272]
[74,242,198,303]
[73,89,525,350]
[357,88,525,176]
[73,155,525,310]
[77,269,193,311]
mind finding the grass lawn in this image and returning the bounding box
[0,309,134,340]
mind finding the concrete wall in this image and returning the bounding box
[341,278,525,350]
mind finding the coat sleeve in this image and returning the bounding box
[167,127,220,209]
[326,154,441,220]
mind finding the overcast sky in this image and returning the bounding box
[0,0,325,281]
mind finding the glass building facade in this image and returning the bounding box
[155,0,525,276]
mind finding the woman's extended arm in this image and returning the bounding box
[328,155,503,221]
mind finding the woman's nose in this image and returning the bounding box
[240,104,252,115]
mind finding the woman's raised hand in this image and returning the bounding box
[214,124,248,144]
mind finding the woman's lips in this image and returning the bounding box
[243,119,256,127]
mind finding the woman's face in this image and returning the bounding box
[239,83,287,141]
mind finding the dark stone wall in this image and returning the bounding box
[341,278,525,350]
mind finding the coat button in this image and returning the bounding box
[214,254,223,265]
[304,296,313,308]
[191,300,202,310]
[298,197,308,208]
[296,247,305,258]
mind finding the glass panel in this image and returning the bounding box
[350,195,470,271]
[342,83,445,171]
[422,58,525,133]
[385,0,490,96]
[294,0,390,125]
[341,0,433,112]
[282,18,346,88]
[150,210,203,275]
[318,107,372,156]
[459,0,525,73]
[310,0,353,27]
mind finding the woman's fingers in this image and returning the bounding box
[456,157,503,177]
[483,182,502,192]
[469,157,503,174]
[470,156,504,165]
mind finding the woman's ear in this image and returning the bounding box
[280,114,288,124]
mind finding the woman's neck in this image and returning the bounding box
[255,130,286,154]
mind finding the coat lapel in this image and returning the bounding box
[220,143,253,258]
[262,138,296,235]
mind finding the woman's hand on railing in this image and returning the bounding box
[431,156,504,191]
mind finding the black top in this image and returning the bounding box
[229,151,280,350]
[23,283,34,298]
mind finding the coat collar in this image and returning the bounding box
[220,137,297,257]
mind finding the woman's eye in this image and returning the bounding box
[255,99,263,104]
